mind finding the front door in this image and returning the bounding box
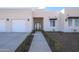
[35,22,41,30]
[33,17,43,31]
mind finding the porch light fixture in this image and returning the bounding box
[27,18,30,21]
[6,18,9,21]
[65,18,67,22]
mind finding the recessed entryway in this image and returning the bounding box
[33,17,43,31]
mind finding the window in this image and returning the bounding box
[68,17,79,27]
[53,20,55,27]
[75,19,79,26]
[68,19,72,26]
[50,19,56,27]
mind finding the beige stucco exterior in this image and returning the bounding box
[0,8,33,32]
[33,9,59,31]
[0,7,79,32]
[63,7,79,32]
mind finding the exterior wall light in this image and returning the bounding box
[27,18,30,21]
[6,18,9,21]
[65,18,67,22]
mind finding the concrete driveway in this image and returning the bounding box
[0,32,29,52]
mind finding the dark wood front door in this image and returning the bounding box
[33,17,43,31]
[34,22,41,30]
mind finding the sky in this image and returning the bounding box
[32,7,64,11]
[45,7,64,11]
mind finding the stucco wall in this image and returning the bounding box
[0,8,33,32]
[64,7,79,32]
[65,7,79,17]
[33,9,59,31]
[57,12,64,32]
[0,8,79,32]
[43,11,59,31]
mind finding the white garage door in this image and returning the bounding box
[0,20,5,32]
[12,20,26,32]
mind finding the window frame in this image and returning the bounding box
[67,17,79,27]
[75,19,79,26]
[49,18,57,27]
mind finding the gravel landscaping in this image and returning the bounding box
[15,32,34,52]
[43,31,79,52]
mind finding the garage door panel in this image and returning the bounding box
[0,20,5,32]
[12,20,26,32]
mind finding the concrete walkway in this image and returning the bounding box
[29,32,51,52]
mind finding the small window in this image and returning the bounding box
[53,20,55,27]
[75,19,79,26]
[50,18,56,27]
[68,17,79,27]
